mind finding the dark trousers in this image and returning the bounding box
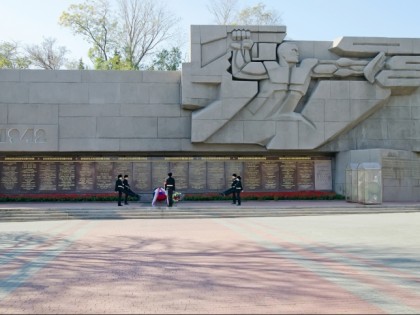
[124,188,140,204]
[236,190,241,205]
[223,187,237,204]
[167,188,174,207]
[117,190,123,205]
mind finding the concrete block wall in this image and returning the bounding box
[320,87,420,153]
[335,148,420,201]
[182,25,420,152]
[4,24,420,201]
[0,70,186,152]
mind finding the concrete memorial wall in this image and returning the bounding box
[0,156,331,194]
[1,25,420,200]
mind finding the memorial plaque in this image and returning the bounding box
[133,162,151,191]
[297,160,314,190]
[314,160,332,190]
[279,160,297,191]
[207,162,225,190]
[39,162,58,191]
[95,162,114,190]
[170,162,188,190]
[243,162,262,190]
[57,162,76,191]
[188,161,206,190]
[1,162,19,191]
[225,161,243,188]
[77,162,95,191]
[20,162,38,191]
[0,155,333,195]
[152,162,169,188]
[261,161,279,190]
[113,162,132,179]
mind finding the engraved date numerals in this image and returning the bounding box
[0,128,47,143]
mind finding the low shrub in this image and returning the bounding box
[183,191,344,201]
[0,193,121,202]
[0,191,344,202]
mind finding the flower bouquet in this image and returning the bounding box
[172,191,183,203]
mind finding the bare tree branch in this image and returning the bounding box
[25,38,68,70]
[118,0,179,69]
[207,0,239,25]
[236,2,282,25]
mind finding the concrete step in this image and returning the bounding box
[1,206,420,222]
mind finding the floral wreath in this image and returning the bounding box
[172,191,183,202]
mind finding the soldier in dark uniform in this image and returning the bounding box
[115,174,124,206]
[235,175,243,206]
[123,174,140,205]
[220,173,238,204]
[164,172,176,207]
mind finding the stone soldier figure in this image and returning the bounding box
[115,174,124,206]
[164,172,176,207]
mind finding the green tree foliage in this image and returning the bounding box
[149,47,182,71]
[60,0,179,70]
[78,58,86,70]
[59,0,118,65]
[64,58,87,70]
[0,41,31,69]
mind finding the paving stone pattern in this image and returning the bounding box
[0,213,420,314]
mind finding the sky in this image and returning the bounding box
[1,0,420,67]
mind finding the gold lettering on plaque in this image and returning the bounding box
[21,162,37,191]
[95,162,113,190]
[39,162,57,191]
[77,162,94,190]
[1,162,18,190]
[113,162,131,179]
[58,163,76,191]
[261,162,279,190]
[280,161,297,190]
[244,162,261,190]
[297,161,314,190]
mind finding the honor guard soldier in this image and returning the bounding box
[164,172,176,207]
[220,173,239,204]
[115,174,124,206]
[123,174,140,205]
[235,175,243,206]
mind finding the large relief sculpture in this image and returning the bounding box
[182,26,420,150]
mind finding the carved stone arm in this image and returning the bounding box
[230,29,268,80]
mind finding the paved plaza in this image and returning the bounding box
[1,211,420,314]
